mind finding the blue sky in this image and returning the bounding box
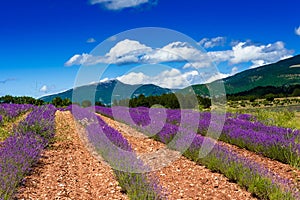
[1,0,299,97]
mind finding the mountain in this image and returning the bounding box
[182,55,300,95]
[40,80,173,105]
[41,55,300,104]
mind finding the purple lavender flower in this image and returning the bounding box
[0,104,56,199]
[71,106,164,199]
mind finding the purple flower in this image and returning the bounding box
[0,104,57,199]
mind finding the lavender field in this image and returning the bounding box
[0,103,300,199]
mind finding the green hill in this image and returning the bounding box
[184,55,300,96]
[40,80,173,106]
[41,55,300,104]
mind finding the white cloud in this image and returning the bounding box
[249,60,268,69]
[64,39,152,66]
[183,41,293,70]
[117,69,200,89]
[295,26,300,36]
[90,0,150,10]
[64,53,99,66]
[198,37,226,49]
[142,42,207,64]
[200,66,239,83]
[204,72,230,83]
[65,39,293,72]
[65,40,209,66]
[230,41,293,67]
[40,85,48,93]
[106,39,152,64]
[87,38,96,43]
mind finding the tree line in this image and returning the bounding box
[227,84,300,101]
[0,95,72,107]
[114,93,212,109]
[0,93,211,109]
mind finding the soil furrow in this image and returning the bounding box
[100,114,255,200]
[17,111,128,200]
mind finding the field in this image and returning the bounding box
[0,103,300,199]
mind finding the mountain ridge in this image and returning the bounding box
[40,55,300,103]
[40,80,173,105]
[183,55,300,95]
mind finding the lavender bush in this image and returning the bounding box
[69,105,163,200]
[95,106,299,199]
[98,106,300,168]
[0,104,56,200]
[0,104,34,122]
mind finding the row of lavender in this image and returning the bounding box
[97,106,300,167]
[65,105,164,200]
[0,104,34,123]
[95,106,299,199]
[0,104,56,200]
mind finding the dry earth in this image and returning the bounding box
[17,111,128,200]
[100,114,256,200]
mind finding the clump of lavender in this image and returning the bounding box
[0,132,44,199]
[0,105,56,200]
[71,106,164,199]
[96,106,299,199]
[0,104,35,122]
[102,106,300,167]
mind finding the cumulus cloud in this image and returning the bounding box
[65,40,210,66]
[203,72,230,83]
[65,38,293,72]
[184,41,293,70]
[106,39,152,64]
[230,41,293,67]
[295,26,300,36]
[117,69,200,89]
[200,66,239,83]
[142,42,208,64]
[90,0,154,10]
[198,37,226,48]
[40,85,48,93]
[86,38,96,43]
[65,53,93,66]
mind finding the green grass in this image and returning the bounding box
[230,108,300,129]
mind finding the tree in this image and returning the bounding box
[62,98,72,107]
[265,93,275,102]
[0,95,14,103]
[51,97,63,107]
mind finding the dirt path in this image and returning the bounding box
[100,115,255,200]
[17,111,128,200]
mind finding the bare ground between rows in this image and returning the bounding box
[17,111,128,200]
[0,112,30,141]
[99,114,256,200]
